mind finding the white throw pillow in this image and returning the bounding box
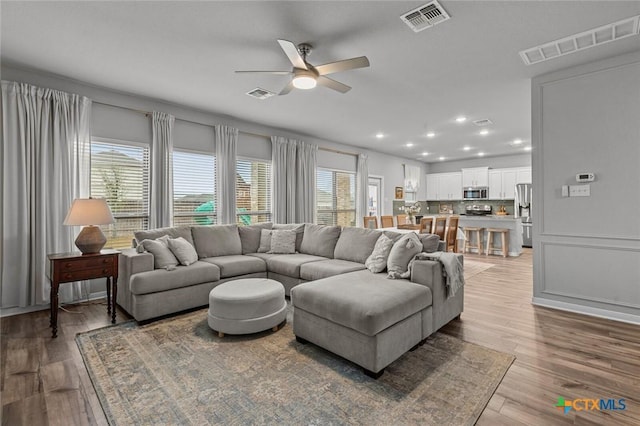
[365,233,394,273]
[268,230,297,254]
[140,236,179,269]
[257,229,273,253]
[387,232,422,277]
[167,237,198,266]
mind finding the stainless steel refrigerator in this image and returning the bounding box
[514,183,532,247]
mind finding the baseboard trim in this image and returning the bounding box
[0,291,107,318]
[532,297,640,325]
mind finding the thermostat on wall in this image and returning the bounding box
[576,172,595,182]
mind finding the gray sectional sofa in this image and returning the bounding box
[117,222,464,377]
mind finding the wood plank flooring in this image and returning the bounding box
[2,249,639,425]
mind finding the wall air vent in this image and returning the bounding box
[400,1,450,33]
[519,15,640,65]
[473,119,493,127]
[246,88,276,100]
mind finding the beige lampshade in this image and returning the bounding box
[63,198,115,226]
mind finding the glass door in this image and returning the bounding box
[368,177,382,218]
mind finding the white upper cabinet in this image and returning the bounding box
[488,167,531,199]
[516,167,532,184]
[462,167,489,188]
[426,172,462,200]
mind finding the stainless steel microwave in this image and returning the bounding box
[463,187,488,200]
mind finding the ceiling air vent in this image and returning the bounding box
[246,88,276,100]
[519,15,640,65]
[400,1,450,33]
[473,119,493,127]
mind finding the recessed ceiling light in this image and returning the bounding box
[455,116,467,123]
[421,152,429,156]
[439,156,445,161]
[479,129,489,136]
[478,152,485,156]
[406,142,414,147]
[426,132,435,138]
[375,132,384,139]
[463,146,471,151]
[524,146,532,151]
[513,138,523,145]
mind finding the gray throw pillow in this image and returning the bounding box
[387,232,422,277]
[238,222,273,254]
[333,227,381,264]
[273,223,305,251]
[418,233,440,253]
[299,224,341,258]
[268,230,297,254]
[134,226,194,247]
[257,229,273,253]
[140,236,179,269]
[167,237,198,266]
[191,224,242,258]
[365,233,394,273]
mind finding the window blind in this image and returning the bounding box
[173,150,216,226]
[316,168,356,227]
[236,158,272,225]
[90,140,150,249]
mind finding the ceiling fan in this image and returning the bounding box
[235,39,370,95]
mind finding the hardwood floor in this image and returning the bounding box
[2,249,639,425]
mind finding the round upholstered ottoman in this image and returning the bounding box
[208,278,286,337]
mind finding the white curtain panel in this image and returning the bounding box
[295,141,318,223]
[404,164,421,192]
[215,125,238,224]
[1,81,92,308]
[356,153,369,227]
[150,111,175,229]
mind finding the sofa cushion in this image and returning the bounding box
[299,259,366,281]
[245,252,279,261]
[139,236,178,269]
[291,270,432,336]
[134,226,195,247]
[268,230,297,254]
[387,233,423,276]
[129,261,220,295]
[417,233,440,253]
[167,237,198,266]
[365,233,394,273]
[266,253,327,278]
[299,224,341,258]
[238,222,273,254]
[192,224,242,258]
[201,255,267,278]
[333,227,381,264]
[273,223,305,252]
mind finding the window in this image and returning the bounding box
[173,150,216,226]
[90,139,150,249]
[236,158,272,225]
[316,168,356,227]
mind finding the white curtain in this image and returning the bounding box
[215,125,238,224]
[272,136,317,223]
[356,153,369,227]
[404,164,421,193]
[1,81,92,308]
[150,111,174,229]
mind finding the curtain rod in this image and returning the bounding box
[92,100,357,157]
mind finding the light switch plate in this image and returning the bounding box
[569,184,590,197]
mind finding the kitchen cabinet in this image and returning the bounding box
[489,168,518,199]
[516,167,532,184]
[426,172,462,200]
[462,167,489,188]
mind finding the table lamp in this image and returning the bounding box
[63,198,115,254]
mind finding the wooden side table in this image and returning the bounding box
[47,249,119,338]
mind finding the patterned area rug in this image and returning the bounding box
[463,259,495,279]
[77,305,513,425]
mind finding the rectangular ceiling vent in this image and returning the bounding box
[519,15,640,65]
[400,1,450,33]
[473,119,493,127]
[246,88,276,100]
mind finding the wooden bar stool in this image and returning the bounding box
[486,228,509,257]
[464,226,484,254]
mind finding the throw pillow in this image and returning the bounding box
[387,232,422,277]
[134,226,195,247]
[365,233,394,273]
[238,222,273,254]
[273,223,305,251]
[140,237,179,269]
[418,233,440,253]
[257,229,273,253]
[167,237,198,266]
[333,227,381,264]
[268,230,297,254]
[299,223,341,258]
[191,224,242,258]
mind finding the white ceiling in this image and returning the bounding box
[2,1,639,162]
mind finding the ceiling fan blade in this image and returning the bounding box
[317,76,351,93]
[279,81,295,96]
[315,56,370,76]
[277,39,308,70]
[235,70,292,75]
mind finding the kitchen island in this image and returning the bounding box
[458,215,523,257]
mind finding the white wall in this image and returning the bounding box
[427,154,531,174]
[532,50,640,324]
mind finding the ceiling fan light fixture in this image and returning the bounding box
[292,71,317,90]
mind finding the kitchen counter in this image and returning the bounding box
[458,216,523,256]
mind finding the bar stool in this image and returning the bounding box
[486,228,509,257]
[464,226,484,254]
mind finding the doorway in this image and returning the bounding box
[368,177,382,218]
